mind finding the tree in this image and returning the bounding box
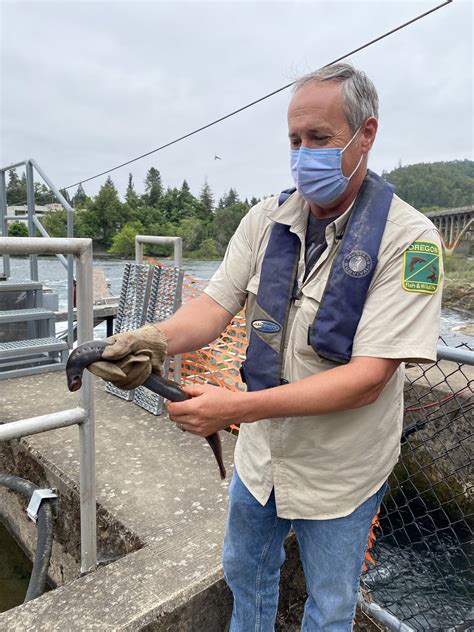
[159,186,197,223]
[59,188,72,206]
[218,188,240,209]
[6,170,26,205]
[143,167,163,207]
[42,209,68,237]
[383,160,473,210]
[194,238,219,259]
[176,217,206,252]
[8,221,29,237]
[35,181,52,205]
[125,173,140,209]
[72,183,88,208]
[79,176,126,247]
[109,221,143,257]
[212,201,248,255]
[198,180,215,221]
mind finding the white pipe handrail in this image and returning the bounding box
[0,236,96,573]
[0,408,86,442]
[135,234,183,268]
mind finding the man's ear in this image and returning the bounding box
[360,117,378,153]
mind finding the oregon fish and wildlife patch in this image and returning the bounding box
[402,241,440,294]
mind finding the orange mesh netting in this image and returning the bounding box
[146,257,247,433]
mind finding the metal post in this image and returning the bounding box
[0,170,9,278]
[28,159,75,348]
[135,239,144,264]
[25,161,39,281]
[75,240,97,573]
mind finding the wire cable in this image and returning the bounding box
[57,0,451,190]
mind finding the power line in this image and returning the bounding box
[58,0,451,191]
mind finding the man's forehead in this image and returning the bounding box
[288,81,346,122]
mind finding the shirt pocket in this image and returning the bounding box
[244,274,260,325]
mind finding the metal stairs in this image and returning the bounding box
[0,280,68,379]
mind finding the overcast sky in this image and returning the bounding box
[1,0,472,204]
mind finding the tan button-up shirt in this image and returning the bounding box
[205,187,443,519]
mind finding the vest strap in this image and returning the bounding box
[241,223,300,391]
[309,171,394,363]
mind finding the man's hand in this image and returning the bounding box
[88,324,167,390]
[89,351,153,390]
[167,383,245,436]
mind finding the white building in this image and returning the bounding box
[7,204,59,226]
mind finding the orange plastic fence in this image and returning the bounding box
[146,257,247,433]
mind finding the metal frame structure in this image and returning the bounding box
[135,234,183,268]
[0,159,75,348]
[0,236,96,573]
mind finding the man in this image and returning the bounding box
[91,64,443,630]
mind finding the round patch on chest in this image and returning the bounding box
[343,250,373,277]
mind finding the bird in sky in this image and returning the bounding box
[214,154,222,160]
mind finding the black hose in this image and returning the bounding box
[0,473,54,602]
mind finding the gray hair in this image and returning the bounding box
[293,63,379,133]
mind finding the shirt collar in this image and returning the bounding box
[264,189,356,237]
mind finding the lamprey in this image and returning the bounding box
[66,340,226,479]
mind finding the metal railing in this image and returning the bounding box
[0,236,96,573]
[135,234,183,268]
[0,159,75,348]
[362,340,473,631]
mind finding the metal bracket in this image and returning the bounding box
[27,488,58,523]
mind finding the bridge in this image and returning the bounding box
[425,206,473,253]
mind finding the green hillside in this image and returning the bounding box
[382,159,473,211]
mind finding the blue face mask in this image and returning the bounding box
[290,127,363,205]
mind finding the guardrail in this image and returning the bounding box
[0,159,75,348]
[135,234,183,268]
[0,236,96,573]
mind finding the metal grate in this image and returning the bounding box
[133,265,184,415]
[363,339,473,631]
[105,263,153,402]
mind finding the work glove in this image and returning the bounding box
[88,324,167,390]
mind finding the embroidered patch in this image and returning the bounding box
[343,250,373,278]
[251,319,281,334]
[402,241,440,294]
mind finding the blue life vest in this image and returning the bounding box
[241,170,394,391]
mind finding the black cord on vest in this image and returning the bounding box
[62,0,453,191]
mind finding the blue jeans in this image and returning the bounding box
[223,469,387,632]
